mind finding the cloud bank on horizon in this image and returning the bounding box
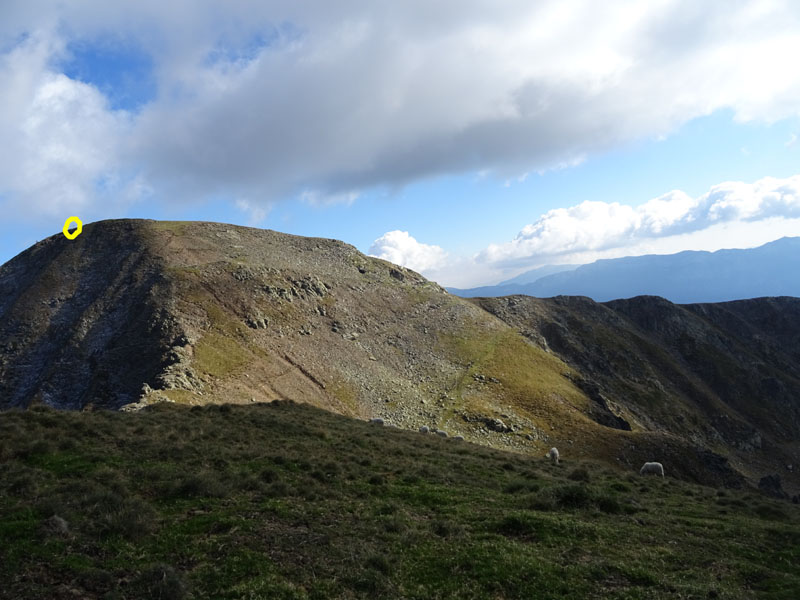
[370,175,800,286]
[1,1,800,286]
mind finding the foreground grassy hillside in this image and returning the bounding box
[1,404,798,599]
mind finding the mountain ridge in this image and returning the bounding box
[1,219,798,494]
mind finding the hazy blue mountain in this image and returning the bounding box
[450,237,800,303]
[446,283,526,298]
[496,263,581,286]
[447,263,581,297]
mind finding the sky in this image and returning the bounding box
[1,1,799,288]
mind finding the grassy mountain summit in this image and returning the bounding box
[0,219,798,495]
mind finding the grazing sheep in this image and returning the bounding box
[452,435,465,441]
[369,417,384,426]
[435,430,448,438]
[640,462,665,477]
[545,447,560,464]
[419,425,430,434]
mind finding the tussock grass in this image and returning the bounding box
[1,402,799,599]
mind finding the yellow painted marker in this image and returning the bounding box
[63,217,83,240]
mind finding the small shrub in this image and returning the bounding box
[365,553,392,575]
[264,481,291,497]
[596,495,622,514]
[554,484,593,509]
[322,461,341,476]
[131,564,187,600]
[58,438,78,451]
[86,493,156,540]
[382,517,407,534]
[7,472,38,497]
[236,475,264,492]
[528,491,557,512]
[352,568,389,595]
[494,514,539,538]
[754,504,789,521]
[567,467,591,483]
[376,503,398,516]
[503,479,540,494]
[260,468,279,483]
[77,568,115,594]
[171,473,227,499]
[431,518,460,538]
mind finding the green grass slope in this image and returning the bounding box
[2,404,799,599]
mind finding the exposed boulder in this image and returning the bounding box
[485,417,511,433]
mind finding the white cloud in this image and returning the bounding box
[787,133,798,148]
[0,32,137,221]
[477,175,800,268]
[3,2,800,217]
[368,230,448,272]
[368,175,800,288]
[300,189,360,207]
[235,198,269,225]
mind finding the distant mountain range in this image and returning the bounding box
[449,237,800,303]
[495,263,581,286]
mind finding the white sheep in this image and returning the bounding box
[452,435,465,441]
[435,430,448,438]
[639,462,664,477]
[545,447,560,464]
[369,417,384,426]
[419,425,430,433]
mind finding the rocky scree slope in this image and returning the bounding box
[1,221,594,442]
[0,219,794,491]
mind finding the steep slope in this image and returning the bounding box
[473,294,800,493]
[0,221,179,410]
[452,237,800,303]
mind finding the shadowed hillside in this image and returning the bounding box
[472,295,800,494]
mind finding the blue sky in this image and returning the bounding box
[1,1,799,287]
